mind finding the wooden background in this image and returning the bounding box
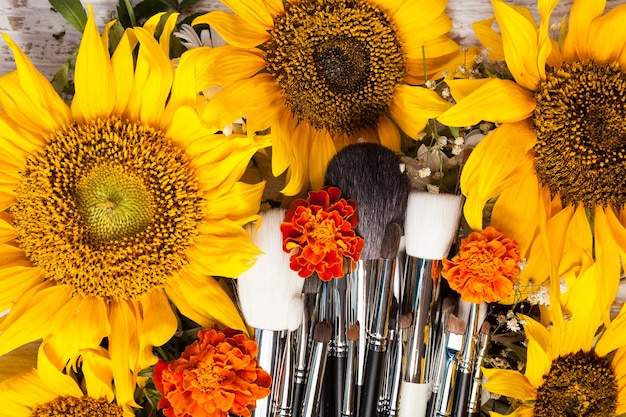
[0,0,624,381]
[1,0,623,80]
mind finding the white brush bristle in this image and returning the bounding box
[237,208,305,331]
[404,191,462,259]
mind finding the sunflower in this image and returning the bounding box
[437,0,626,305]
[192,0,466,194]
[0,7,269,406]
[481,264,626,416]
[0,343,135,416]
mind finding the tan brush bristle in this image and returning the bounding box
[399,312,413,329]
[481,320,491,335]
[447,314,466,335]
[348,323,360,341]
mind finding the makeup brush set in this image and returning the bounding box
[237,143,493,417]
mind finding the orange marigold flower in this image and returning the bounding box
[442,226,521,304]
[281,186,364,280]
[153,328,271,417]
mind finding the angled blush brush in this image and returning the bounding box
[236,208,306,417]
[324,142,411,417]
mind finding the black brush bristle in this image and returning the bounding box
[324,143,410,260]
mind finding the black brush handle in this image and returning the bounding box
[292,381,305,417]
[452,370,472,417]
[359,349,385,417]
[332,356,346,417]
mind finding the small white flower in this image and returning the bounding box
[453,137,464,146]
[425,80,436,90]
[417,167,431,178]
[441,87,451,99]
[426,184,440,194]
[527,285,550,306]
[451,144,463,155]
[517,258,527,270]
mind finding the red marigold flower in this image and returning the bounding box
[442,226,521,304]
[153,327,271,417]
[281,186,364,280]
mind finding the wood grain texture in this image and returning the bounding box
[1,0,623,80]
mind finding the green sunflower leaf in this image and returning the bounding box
[48,0,88,33]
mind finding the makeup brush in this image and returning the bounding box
[425,296,458,417]
[452,301,480,417]
[292,276,322,417]
[467,321,491,417]
[324,142,411,417]
[360,222,403,417]
[301,321,332,417]
[237,208,306,417]
[342,322,360,417]
[434,314,466,417]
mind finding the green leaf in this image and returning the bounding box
[48,0,88,33]
[50,50,77,96]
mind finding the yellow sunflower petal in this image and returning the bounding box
[309,130,337,191]
[108,301,140,406]
[391,0,450,42]
[221,0,278,30]
[0,267,42,314]
[202,73,280,132]
[205,181,265,225]
[490,158,540,256]
[44,295,110,369]
[165,271,247,332]
[144,12,179,55]
[536,0,558,79]
[561,0,607,61]
[488,406,535,417]
[110,29,137,116]
[593,206,623,326]
[588,5,626,65]
[186,220,262,278]
[473,17,506,61]
[459,120,535,230]
[377,115,401,152]
[268,106,295,177]
[0,282,72,357]
[136,289,177,368]
[207,46,266,87]
[37,340,84,397]
[281,121,313,196]
[389,85,452,139]
[0,36,70,132]
[80,347,115,402]
[558,204,593,276]
[596,307,626,357]
[192,134,271,198]
[492,0,542,91]
[482,367,537,401]
[518,315,552,387]
[127,27,174,127]
[71,5,115,121]
[193,11,270,49]
[559,264,603,356]
[437,78,535,127]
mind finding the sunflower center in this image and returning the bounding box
[533,60,626,208]
[534,350,617,417]
[11,116,204,301]
[264,0,405,135]
[76,165,154,241]
[30,396,123,417]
